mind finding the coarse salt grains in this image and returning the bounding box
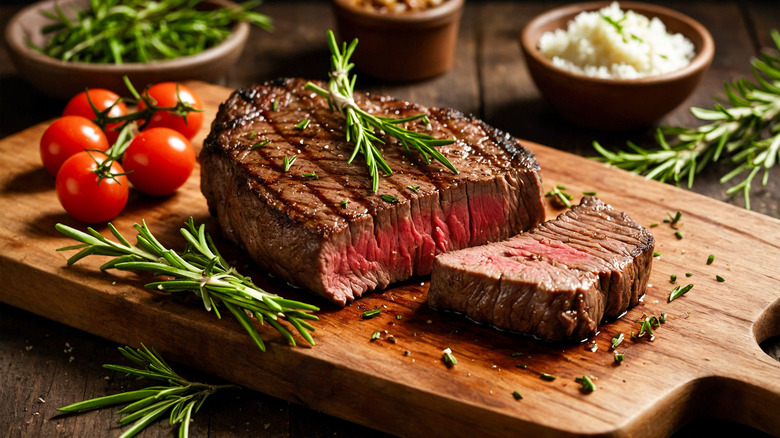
[538,2,695,79]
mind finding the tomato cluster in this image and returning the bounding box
[40,83,203,223]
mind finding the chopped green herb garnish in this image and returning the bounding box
[630,331,637,341]
[251,139,270,150]
[442,348,457,368]
[582,191,597,196]
[575,375,596,392]
[707,254,715,265]
[371,331,380,340]
[295,119,310,130]
[716,275,725,282]
[660,312,667,323]
[282,155,297,172]
[650,223,659,228]
[685,272,693,277]
[516,364,527,369]
[555,184,567,190]
[540,373,556,381]
[610,332,624,349]
[388,336,398,344]
[653,252,662,257]
[362,309,382,319]
[380,194,399,203]
[675,231,684,239]
[636,318,654,339]
[248,130,256,139]
[340,199,349,208]
[408,184,420,192]
[614,352,625,363]
[396,314,402,320]
[271,100,278,111]
[302,172,318,179]
[670,274,677,283]
[512,391,523,400]
[649,316,661,328]
[545,185,573,208]
[670,211,682,223]
[630,33,643,43]
[511,352,523,357]
[669,283,694,302]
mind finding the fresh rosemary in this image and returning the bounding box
[59,344,235,438]
[544,184,573,208]
[305,30,458,192]
[593,30,780,209]
[55,218,319,351]
[34,0,272,64]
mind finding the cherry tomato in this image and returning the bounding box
[138,82,203,140]
[55,151,129,223]
[40,116,110,176]
[122,127,196,196]
[63,89,128,144]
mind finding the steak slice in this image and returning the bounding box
[200,78,545,306]
[428,197,654,341]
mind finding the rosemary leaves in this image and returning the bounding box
[55,218,319,351]
[592,29,780,209]
[305,30,458,192]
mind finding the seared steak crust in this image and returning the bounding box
[201,78,545,305]
[428,197,654,341]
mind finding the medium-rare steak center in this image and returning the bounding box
[428,197,654,341]
[200,78,545,306]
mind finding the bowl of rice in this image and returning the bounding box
[520,1,714,130]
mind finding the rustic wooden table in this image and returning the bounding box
[1,0,778,437]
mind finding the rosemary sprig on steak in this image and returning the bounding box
[55,218,319,351]
[59,344,236,438]
[306,30,458,192]
[592,29,780,210]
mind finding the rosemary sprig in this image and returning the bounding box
[59,344,236,438]
[593,29,780,209]
[55,218,319,351]
[33,0,272,64]
[305,30,458,192]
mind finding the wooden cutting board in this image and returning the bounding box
[1,81,778,437]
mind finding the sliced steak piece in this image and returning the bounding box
[200,78,545,306]
[428,197,654,341]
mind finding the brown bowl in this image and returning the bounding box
[5,0,250,100]
[520,1,714,130]
[331,0,464,82]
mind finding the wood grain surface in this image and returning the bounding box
[1,81,778,437]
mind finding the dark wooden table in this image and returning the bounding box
[2,1,778,437]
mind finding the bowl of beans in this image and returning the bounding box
[331,0,464,82]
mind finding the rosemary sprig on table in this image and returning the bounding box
[305,30,458,192]
[55,218,319,351]
[59,344,235,438]
[593,29,780,209]
[34,0,272,64]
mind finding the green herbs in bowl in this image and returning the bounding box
[5,0,272,99]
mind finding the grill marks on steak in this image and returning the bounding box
[428,197,654,341]
[201,78,545,306]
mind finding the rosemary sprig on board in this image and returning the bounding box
[55,218,319,351]
[33,0,272,64]
[593,29,780,209]
[59,344,236,438]
[305,30,458,192]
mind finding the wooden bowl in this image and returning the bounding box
[520,1,714,130]
[4,0,250,100]
[331,0,464,82]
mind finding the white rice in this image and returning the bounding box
[538,2,695,79]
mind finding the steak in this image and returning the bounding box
[200,78,545,306]
[428,197,654,341]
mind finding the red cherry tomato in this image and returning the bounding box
[55,151,129,223]
[63,89,128,144]
[40,116,110,176]
[122,127,196,196]
[138,82,203,140]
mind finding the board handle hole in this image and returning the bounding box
[754,296,780,363]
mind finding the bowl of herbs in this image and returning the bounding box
[5,0,272,100]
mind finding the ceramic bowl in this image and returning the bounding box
[520,1,714,130]
[5,0,249,100]
[331,0,464,82]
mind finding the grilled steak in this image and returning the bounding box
[200,78,545,306]
[428,197,654,341]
